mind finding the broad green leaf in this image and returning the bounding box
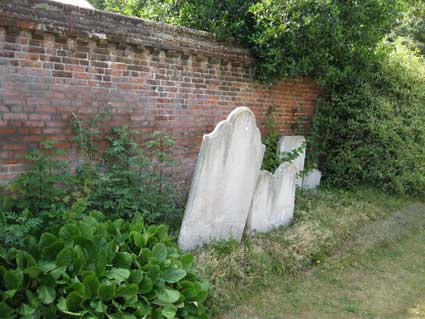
[162,305,177,319]
[180,253,193,270]
[151,243,167,262]
[3,289,17,299]
[69,282,85,295]
[56,247,73,267]
[3,269,23,290]
[42,241,65,261]
[99,283,116,301]
[18,304,35,316]
[113,252,133,268]
[162,268,186,283]
[95,251,107,276]
[105,268,130,285]
[128,269,143,284]
[139,277,153,294]
[24,266,41,280]
[39,233,57,249]
[0,302,13,319]
[157,288,180,304]
[78,223,93,240]
[131,231,145,248]
[83,273,100,298]
[66,291,84,312]
[116,283,138,298]
[59,224,81,240]
[37,285,56,304]
[146,264,161,283]
[91,299,107,313]
[16,251,37,269]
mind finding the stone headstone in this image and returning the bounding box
[246,163,297,234]
[178,107,265,251]
[277,136,306,187]
[301,169,322,190]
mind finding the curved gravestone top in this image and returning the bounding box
[178,107,265,251]
[246,163,297,234]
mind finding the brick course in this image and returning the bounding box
[0,0,321,183]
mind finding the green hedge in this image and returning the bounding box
[311,42,425,194]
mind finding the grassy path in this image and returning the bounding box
[219,203,425,319]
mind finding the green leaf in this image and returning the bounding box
[180,253,193,270]
[162,268,186,283]
[105,268,130,285]
[139,277,153,294]
[78,223,94,240]
[128,269,143,284]
[18,304,35,316]
[99,283,116,301]
[3,269,23,290]
[42,241,65,261]
[55,247,73,267]
[113,252,133,268]
[3,289,17,299]
[116,283,138,298]
[59,224,81,240]
[66,291,84,312]
[0,302,13,319]
[162,305,177,319]
[37,285,56,304]
[151,243,167,262]
[131,231,145,248]
[157,288,180,304]
[83,273,100,298]
[39,233,57,249]
[16,251,37,269]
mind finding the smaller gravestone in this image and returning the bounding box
[277,136,306,187]
[301,169,322,190]
[246,163,297,234]
[178,107,265,251]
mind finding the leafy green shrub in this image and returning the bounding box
[311,42,425,194]
[78,126,181,226]
[0,210,41,250]
[4,140,74,215]
[0,213,209,319]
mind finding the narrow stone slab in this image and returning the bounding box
[301,169,322,190]
[178,107,265,251]
[277,136,306,187]
[246,163,297,234]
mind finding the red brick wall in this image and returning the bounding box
[0,0,321,183]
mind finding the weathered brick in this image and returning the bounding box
[0,0,320,184]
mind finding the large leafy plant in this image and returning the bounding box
[0,213,209,319]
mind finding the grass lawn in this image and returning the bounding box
[195,187,424,317]
[219,202,425,319]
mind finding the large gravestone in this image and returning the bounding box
[178,107,265,251]
[277,136,306,187]
[246,163,297,234]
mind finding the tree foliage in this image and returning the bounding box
[91,0,404,85]
[310,42,425,194]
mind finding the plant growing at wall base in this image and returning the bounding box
[4,140,74,215]
[0,212,209,319]
[79,126,181,226]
